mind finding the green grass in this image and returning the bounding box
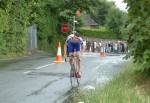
[67,62,150,103]
[0,53,25,59]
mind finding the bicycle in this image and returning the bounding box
[65,54,81,87]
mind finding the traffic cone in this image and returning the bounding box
[54,42,63,63]
[100,47,104,57]
[100,47,106,58]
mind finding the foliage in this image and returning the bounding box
[87,0,128,39]
[0,0,29,56]
[124,0,150,70]
[36,0,98,52]
[0,0,98,57]
[89,0,115,26]
[59,0,99,36]
[106,7,128,39]
[34,0,62,53]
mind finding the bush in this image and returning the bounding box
[80,28,117,39]
[124,0,150,70]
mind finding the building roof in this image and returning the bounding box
[82,14,98,26]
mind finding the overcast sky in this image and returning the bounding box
[108,0,127,11]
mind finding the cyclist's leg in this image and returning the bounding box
[68,41,78,77]
[75,52,81,73]
[69,53,74,65]
[74,42,81,76]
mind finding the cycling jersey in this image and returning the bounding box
[66,34,83,53]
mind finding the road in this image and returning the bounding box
[0,53,127,103]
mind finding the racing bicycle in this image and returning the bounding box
[65,54,81,87]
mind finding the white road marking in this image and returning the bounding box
[83,85,95,90]
[24,63,55,74]
[35,63,55,70]
[95,65,101,70]
[24,71,32,74]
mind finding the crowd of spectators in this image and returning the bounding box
[83,39,128,54]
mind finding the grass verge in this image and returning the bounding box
[67,62,150,103]
[0,63,7,68]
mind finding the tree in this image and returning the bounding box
[124,0,150,70]
[106,7,128,39]
[0,0,97,56]
[89,0,115,26]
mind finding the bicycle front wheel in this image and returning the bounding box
[70,64,79,87]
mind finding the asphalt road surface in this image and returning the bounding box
[0,53,127,103]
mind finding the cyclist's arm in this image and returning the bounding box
[80,38,84,54]
[80,43,84,54]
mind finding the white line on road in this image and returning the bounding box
[35,63,55,70]
[24,63,55,74]
[24,71,32,74]
[95,65,101,70]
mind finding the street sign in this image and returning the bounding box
[61,22,69,33]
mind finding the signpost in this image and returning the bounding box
[73,9,81,34]
[61,9,81,34]
[61,22,69,33]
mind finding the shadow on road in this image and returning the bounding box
[62,87,84,103]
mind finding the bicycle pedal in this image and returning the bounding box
[75,72,81,78]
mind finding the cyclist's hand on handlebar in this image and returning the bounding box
[64,54,67,62]
[65,58,67,62]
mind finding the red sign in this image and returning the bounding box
[61,23,69,33]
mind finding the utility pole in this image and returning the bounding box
[73,16,76,34]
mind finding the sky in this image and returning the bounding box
[108,0,127,11]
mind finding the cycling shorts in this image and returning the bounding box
[67,40,80,53]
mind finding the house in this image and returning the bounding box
[81,14,98,28]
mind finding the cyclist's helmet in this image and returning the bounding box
[74,32,80,37]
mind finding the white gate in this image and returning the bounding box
[27,24,37,53]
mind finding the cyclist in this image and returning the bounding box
[64,32,83,78]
